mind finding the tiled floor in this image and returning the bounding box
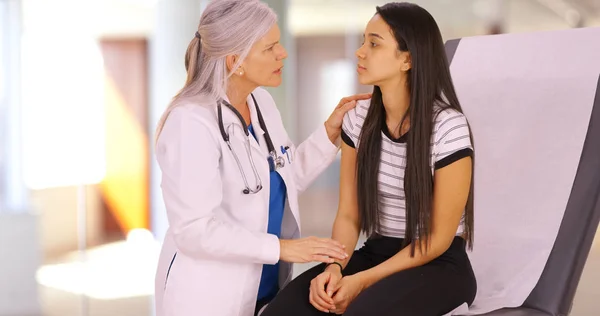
[38,189,599,316]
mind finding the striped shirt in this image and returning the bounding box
[341,99,473,238]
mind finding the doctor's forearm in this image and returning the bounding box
[292,125,340,192]
[171,216,280,265]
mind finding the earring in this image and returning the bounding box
[239,70,244,75]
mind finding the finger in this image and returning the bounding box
[338,93,372,106]
[314,247,347,261]
[347,93,373,101]
[331,298,343,313]
[319,238,346,250]
[315,275,335,305]
[317,240,348,258]
[316,287,335,308]
[332,280,344,294]
[343,100,358,109]
[309,289,333,313]
[326,276,339,297]
[336,96,357,108]
[336,100,357,114]
[311,241,345,259]
[311,255,335,263]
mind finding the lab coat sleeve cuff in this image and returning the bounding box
[260,233,281,265]
[313,123,341,156]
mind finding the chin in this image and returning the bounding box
[357,75,374,86]
[263,79,282,87]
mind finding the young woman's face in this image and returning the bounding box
[355,14,410,86]
[240,24,288,88]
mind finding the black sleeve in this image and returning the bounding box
[341,129,355,148]
[434,148,473,170]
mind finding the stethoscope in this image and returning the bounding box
[217,93,287,194]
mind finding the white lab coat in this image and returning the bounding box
[154,87,340,316]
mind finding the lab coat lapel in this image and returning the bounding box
[220,95,263,156]
[247,92,302,235]
[247,93,270,156]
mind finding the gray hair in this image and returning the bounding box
[155,0,277,141]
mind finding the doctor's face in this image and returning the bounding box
[355,14,410,86]
[242,24,288,87]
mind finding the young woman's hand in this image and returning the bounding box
[330,274,365,314]
[279,237,347,263]
[308,265,343,313]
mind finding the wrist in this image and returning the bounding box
[324,262,343,275]
[279,239,288,260]
[354,271,372,290]
[324,122,339,144]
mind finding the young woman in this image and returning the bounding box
[261,2,477,315]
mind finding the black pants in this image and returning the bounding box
[261,236,476,316]
[255,291,277,316]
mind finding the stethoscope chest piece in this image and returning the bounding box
[268,152,285,172]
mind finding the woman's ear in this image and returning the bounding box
[225,54,238,73]
[226,54,245,76]
[402,52,412,72]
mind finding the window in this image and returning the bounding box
[0,3,8,208]
[20,32,106,189]
[319,59,357,123]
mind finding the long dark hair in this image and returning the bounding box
[356,2,475,256]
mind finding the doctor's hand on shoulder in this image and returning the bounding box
[323,93,372,144]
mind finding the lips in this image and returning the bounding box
[274,67,283,74]
[357,65,367,72]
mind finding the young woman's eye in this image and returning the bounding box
[370,42,378,47]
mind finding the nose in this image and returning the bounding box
[355,45,366,59]
[276,44,288,60]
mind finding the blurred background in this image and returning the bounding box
[0,0,599,315]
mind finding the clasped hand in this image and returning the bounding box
[309,268,365,314]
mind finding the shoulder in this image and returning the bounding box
[251,87,275,103]
[250,87,283,120]
[158,96,220,148]
[170,97,217,126]
[251,87,277,111]
[354,98,372,119]
[342,98,371,133]
[341,98,371,148]
[431,105,473,166]
[433,106,470,137]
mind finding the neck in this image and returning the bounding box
[379,76,410,124]
[226,76,257,113]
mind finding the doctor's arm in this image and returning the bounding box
[158,109,280,264]
[288,94,371,192]
[159,109,347,265]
